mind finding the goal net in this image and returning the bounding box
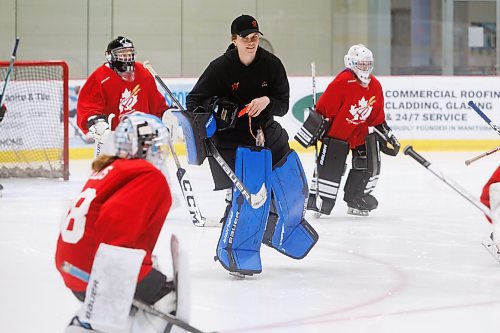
[0,61,69,180]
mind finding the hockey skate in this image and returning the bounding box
[481,233,500,264]
[345,194,378,216]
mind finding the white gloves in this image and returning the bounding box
[87,114,114,142]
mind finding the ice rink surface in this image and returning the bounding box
[1,150,499,333]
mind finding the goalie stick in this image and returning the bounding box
[403,145,500,262]
[310,61,322,218]
[60,238,211,333]
[142,62,206,226]
[0,37,20,106]
[143,61,268,210]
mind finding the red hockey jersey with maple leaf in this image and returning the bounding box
[76,62,168,133]
[316,69,386,148]
[55,158,172,292]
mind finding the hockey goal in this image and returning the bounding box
[0,61,69,180]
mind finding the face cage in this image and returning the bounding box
[136,123,169,169]
[352,59,374,84]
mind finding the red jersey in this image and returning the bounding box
[481,165,500,223]
[77,62,168,133]
[55,158,172,292]
[316,69,386,148]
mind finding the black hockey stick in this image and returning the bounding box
[404,146,500,262]
[404,145,491,216]
[60,262,210,333]
[143,61,206,226]
[468,100,500,135]
[465,146,500,166]
[143,61,268,209]
[0,37,20,106]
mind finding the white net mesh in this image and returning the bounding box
[0,61,68,179]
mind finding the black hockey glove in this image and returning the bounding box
[375,121,400,156]
[294,107,331,148]
[0,103,6,123]
[209,97,238,130]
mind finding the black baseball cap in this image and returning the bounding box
[231,15,263,37]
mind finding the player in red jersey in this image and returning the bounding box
[307,44,400,216]
[56,112,177,332]
[481,166,500,251]
[76,36,169,145]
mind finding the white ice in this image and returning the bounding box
[1,150,499,333]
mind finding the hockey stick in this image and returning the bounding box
[165,127,206,226]
[143,61,206,225]
[465,146,500,166]
[0,37,20,106]
[143,61,268,209]
[468,100,500,135]
[404,145,500,262]
[404,145,491,216]
[61,262,210,333]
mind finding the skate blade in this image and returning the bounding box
[229,272,252,279]
[481,240,500,263]
[201,217,222,228]
[347,207,369,216]
[313,212,322,219]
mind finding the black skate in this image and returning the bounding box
[345,194,378,216]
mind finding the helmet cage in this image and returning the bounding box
[114,113,169,169]
[344,44,374,85]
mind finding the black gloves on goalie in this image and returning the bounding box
[209,97,238,130]
[295,107,331,148]
[0,103,6,123]
[374,121,400,156]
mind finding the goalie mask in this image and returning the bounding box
[344,44,374,85]
[113,112,169,169]
[106,36,136,81]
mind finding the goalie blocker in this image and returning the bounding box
[295,108,331,148]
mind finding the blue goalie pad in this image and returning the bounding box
[216,146,272,275]
[171,109,214,166]
[264,150,319,259]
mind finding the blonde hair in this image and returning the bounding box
[91,155,120,173]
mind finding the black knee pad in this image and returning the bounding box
[314,137,349,215]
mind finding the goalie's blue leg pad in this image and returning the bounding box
[216,146,272,275]
[264,150,319,259]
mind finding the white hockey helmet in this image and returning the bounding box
[113,112,169,169]
[344,44,374,85]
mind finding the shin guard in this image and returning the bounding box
[216,146,272,275]
[264,150,319,259]
[315,137,349,215]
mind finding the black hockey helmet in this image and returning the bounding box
[105,36,136,76]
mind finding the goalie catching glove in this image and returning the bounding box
[374,121,400,156]
[87,114,114,142]
[209,96,238,130]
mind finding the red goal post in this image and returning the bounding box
[0,61,69,180]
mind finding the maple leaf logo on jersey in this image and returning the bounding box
[347,96,376,125]
[119,85,141,115]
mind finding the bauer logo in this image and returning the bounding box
[291,93,323,123]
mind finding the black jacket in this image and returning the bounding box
[186,44,290,148]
